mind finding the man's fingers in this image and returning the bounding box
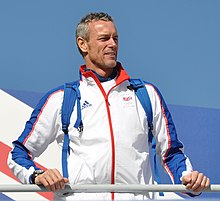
[44,173,57,191]
[35,174,51,190]
[182,171,197,189]
[191,173,205,192]
[190,171,201,190]
[192,175,210,192]
[35,169,69,191]
[64,177,69,183]
[48,169,65,190]
[183,171,211,193]
[206,178,211,189]
[182,175,191,185]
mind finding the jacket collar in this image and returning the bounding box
[79,62,130,86]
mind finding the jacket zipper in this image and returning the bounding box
[83,71,128,200]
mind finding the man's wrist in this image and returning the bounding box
[30,170,45,184]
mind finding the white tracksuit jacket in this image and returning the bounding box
[8,62,193,200]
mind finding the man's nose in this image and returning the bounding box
[109,37,117,47]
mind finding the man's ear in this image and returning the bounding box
[77,37,88,54]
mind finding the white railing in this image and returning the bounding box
[0,184,220,193]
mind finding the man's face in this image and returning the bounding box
[84,20,118,75]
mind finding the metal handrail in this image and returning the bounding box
[0,184,220,193]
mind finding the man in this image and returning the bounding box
[8,12,210,200]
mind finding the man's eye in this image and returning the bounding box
[99,37,108,41]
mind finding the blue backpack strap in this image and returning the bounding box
[61,80,83,178]
[129,79,153,134]
[129,78,163,196]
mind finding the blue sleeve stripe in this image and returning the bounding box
[11,85,64,169]
[12,141,37,169]
[17,86,64,145]
[149,83,187,184]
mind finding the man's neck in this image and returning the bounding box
[92,68,118,82]
[84,66,118,82]
[88,67,114,78]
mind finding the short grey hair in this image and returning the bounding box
[76,12,114,55]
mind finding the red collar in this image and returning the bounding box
[79,62,130,85]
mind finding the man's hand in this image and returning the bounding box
[182,171,210,193]
[35,168,69,192]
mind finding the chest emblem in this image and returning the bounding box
[123,96,132,101]
[81,100,92,110]
[122,95,134,107]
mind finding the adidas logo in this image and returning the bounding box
[81,100,92,110]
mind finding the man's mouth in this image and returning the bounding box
[104,51,117,59]
[105,52,116,55]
